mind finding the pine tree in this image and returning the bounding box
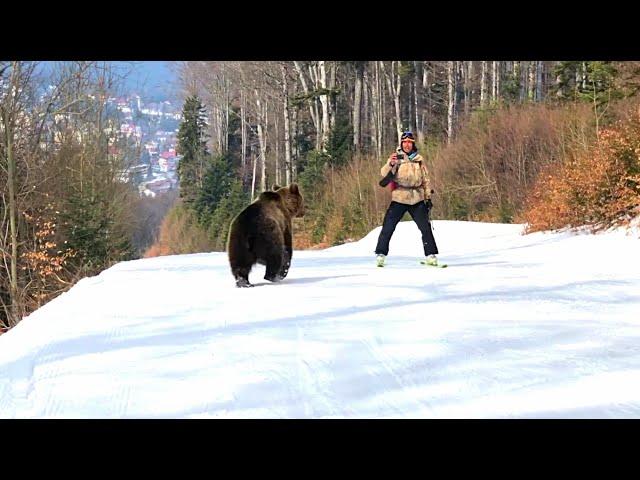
[326,104,353,168]
[60,192,133,273]
[194,154,235,224]
[552,61,619,103]
[177,96,209,206]
[208,179,250,250]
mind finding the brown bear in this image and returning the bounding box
[227,183,305,288]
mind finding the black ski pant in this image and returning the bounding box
[375,200,439,257]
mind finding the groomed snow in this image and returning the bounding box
[1,220,639,418]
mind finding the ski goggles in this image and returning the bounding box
[401,131,416,142]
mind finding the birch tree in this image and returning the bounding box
[281,63,292,185]
[318,60,331,151]
[352,61,364,152]
[481,61,488,107]
[381,61,402,145]
[447,61,455,143]
[293,61,321,150]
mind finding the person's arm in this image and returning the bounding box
[381,151,398,176]
[421,163,432,200]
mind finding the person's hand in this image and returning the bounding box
[425,198,433,210]
[389,152,398,167]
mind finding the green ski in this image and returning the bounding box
[420,258,448,268]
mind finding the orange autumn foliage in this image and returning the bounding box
[523,108,640,233]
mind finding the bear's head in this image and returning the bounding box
[273,183,305,218]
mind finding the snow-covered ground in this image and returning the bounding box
[1,220,639,418]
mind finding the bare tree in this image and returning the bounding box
[481,61,488,108]
[255,89,268,193]
[492,61,500,102]
[318,61,331,151]
[281,63,292,185]
[293,61,321,150]
[381,61,402,145]
[528,61,536,101]
[464,61,474,115]
[352,61,364,152]
[447,61,455,143]
[536,61,545,101]
[0,61,25,323]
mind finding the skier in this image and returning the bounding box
[374,131,444,268]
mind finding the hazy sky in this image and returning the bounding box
[117,61,179,100]
[37,61,180,101]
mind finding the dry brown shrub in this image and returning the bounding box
[523,105,640,232]
[144,202,213,257]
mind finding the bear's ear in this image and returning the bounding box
[289,183,299,194]
[272,184,282,191]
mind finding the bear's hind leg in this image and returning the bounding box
[232,265,253,288]
[263,248,284,282]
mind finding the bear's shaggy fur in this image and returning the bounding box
[227,183,305,287]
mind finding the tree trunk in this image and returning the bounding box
[373,61,384,159]
[528,61,536,101]
[363,69,370,151]
[456,61,464,123]
[329,61,337,134]
[514,61,522,102]
[293,61,320,150]
[480,61,488,107]
[274,109,280,186]
[4,112,19,324]
[352,61,364,152]
[262,100,268,192]
[423,62,430,135]
[382,61,402,145]
[370,62,379,158]
[447,61,455,144]
[393,63,402,144]
[465,61,473,115]
[536,61,544,101]
[307,62,323,151]
[318,60,330,152]
[291,95,298,181]
[555,62,564,98]
[241,90,247,184]
[255,91,267,193]
[491,61,500,103]
[224,77,230,152]
[281,64,292,185]
[251,147,257,200]
[1,62,21,324]
[413,62,420,139]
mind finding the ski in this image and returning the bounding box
[420,260,448,268]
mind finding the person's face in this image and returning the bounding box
[401,139,413,154]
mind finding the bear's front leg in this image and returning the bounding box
[278,247,291,279]
[277,227,293,279]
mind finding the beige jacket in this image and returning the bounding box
[380,153,432,205]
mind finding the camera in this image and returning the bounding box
[396,152,404,162]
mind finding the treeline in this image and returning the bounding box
[146,96,248,256]
[4,60,640,329]
[1,62,175,329]
[155,61,640,250]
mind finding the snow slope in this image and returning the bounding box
[1,220,639,418]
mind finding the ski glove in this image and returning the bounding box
[425,198,433,211]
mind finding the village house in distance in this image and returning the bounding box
[110,94,182,197]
